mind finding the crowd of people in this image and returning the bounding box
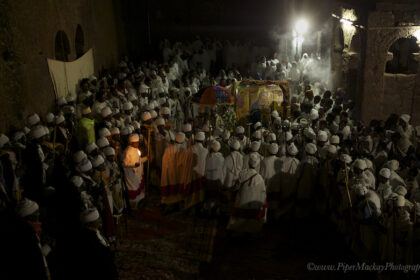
[1,36,419,279]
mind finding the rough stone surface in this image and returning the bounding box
[362,13,420,124]
[0,0,124,132]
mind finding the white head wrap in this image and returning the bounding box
[211,141,221,152]
[251,141,261,152]
[386,160,399,171]
[101,107,113,118]
[27,113,40,126]
[81,208,100,224]
[340,154,352,164]
[235,126,245,134]
[71,176,84,188]
[400,114,410,123]
[92,155,105,168]
[161,107,170,115]
[175,132,185,144]
[30,125,48,139]
[305,143,317,155]
[327,145,337,154]
[150,110,158,119]
[73,150,87,163]
[17,198,39,217]
[86,142,98,154]
[55,115,65,125]
[317,131,328,142]
[354,159,367,170]
[111,127,120,135]
[129,134,140,143]
[330,135,340,144]
[123,101,133,110]
[304,128,316,140]
[97,137,110,148]
[78,159,92,172]
[379,168,391,179]
[46,113,55,123]
[0,134,10,148]
[230,140,240,150]
[98,128,111,138]
[310,109,319,120]
[195,132,205,141]
[104,146,115,157]
[141,112,152,121]
[287,143,298,156]
[249,153,260,168]
[156,117,165,126]
[183,123,192,132]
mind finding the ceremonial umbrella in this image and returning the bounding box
[192,86,234,106]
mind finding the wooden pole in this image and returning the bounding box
[365,195,372,217]
[344,161,352,209]
[52,125,57,162]
[146,126,152,197]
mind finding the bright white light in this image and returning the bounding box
[340,18,353,27]
[295,19,308,35]
[414,29,420,41]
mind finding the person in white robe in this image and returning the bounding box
[153,117,170,185]
[260,143,282,220]
[243,141,264,174]
[381,196,412,263]
[222,139,244,188]
[232,126,248,152]
[376,168,393,212]
[275,143,301,218]
[183,132,208,209]
[122,134,148,208]
[227,153,267,233]
[203,141,225,216]
[295,143,319,218]
[160,132,187,206]
[104,147,125,214]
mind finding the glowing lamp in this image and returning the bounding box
[340,18,353,27]
[414,29,420,42]
[295,19,308,35]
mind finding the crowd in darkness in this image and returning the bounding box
[0,36,419,280]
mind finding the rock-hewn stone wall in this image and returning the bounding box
[362,5,420,125]
[0,0,124,132]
